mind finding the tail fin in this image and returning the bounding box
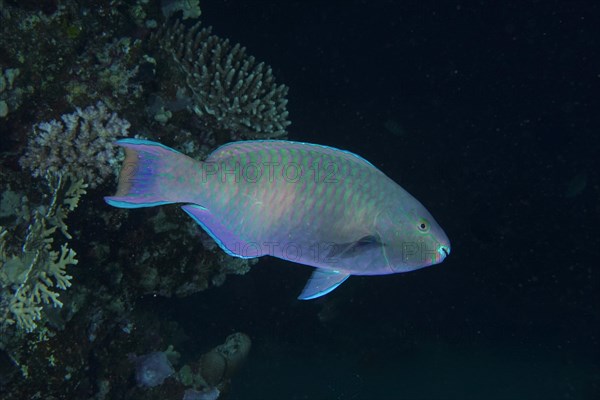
[105,139,199,209]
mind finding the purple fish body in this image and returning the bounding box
[105,139,450,299]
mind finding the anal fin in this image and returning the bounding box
[298,270,350,300]
[181,204,260,259]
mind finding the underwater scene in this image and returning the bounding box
[0,1,598,399]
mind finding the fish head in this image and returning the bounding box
[375,204,450,273]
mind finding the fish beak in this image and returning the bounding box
[438,245,451,261]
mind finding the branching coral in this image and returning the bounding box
[19,102,130,188]
[156,19,291,139]
[0,173,86,333]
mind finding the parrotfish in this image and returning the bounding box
[105,139,450,299]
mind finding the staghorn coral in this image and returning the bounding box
[19,101,130,188]
[0,172,86,333]
[156,19,290,139]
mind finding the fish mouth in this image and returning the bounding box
[437,245,451,261]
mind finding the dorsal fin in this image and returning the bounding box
[206,140,375,169]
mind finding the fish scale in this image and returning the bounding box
[106,138,450,299]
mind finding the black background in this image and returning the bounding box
[160,1,599,399]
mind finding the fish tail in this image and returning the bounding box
[105,138,201,209]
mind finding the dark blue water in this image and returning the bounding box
[182,1,598,399]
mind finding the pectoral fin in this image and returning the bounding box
[298,270,350,300]
[326,235,382,259]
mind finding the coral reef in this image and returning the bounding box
[198,332,251,387]
[155,19,291,140]
[162,0,202,20]
[130,350,176,388]
[19,102,130,188]
[0,1,290,398]
[0,67,32,118]
[173,332,251,398]
[65,36,149,111]
[93,332,252,399]
[183,387,221,400]
[0,173,86,333]
[0,1,143,120]
[113,207,256,299]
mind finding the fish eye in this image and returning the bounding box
[417,219,429,232]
